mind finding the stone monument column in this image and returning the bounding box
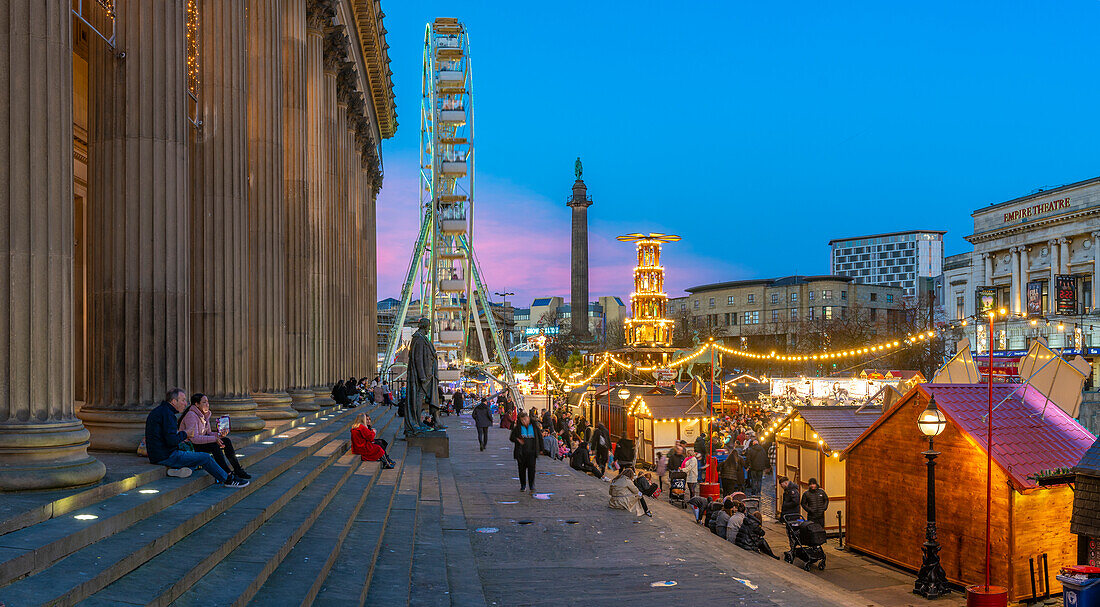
[567,162,592,338]
[247,0,296,419]
[306,0,332,406]
[282,0,317,411]
[79,0,192,450]
[189,0,264,430]
[0,0,106,489]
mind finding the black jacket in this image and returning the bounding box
[668,450,685,471]
[471,403,493,428]
[693,435,708,457]
[589,425,611,453]
[510,421,544,460]
[718,452,744,480]
[735,515,766,552]
[780,482,801,517]
[332,382,349,405]
[613,438,635,465]
[746,443,769,471]
[145,401,187,464]
[801,487,829,517]
[570,443,594,470]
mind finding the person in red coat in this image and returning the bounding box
[351,414,394,469]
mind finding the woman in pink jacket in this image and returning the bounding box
[179,393,251,480]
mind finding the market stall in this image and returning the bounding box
[627,392,711,466]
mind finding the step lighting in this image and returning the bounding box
[307,423,317,426]
[262,441,274,445]
[138,489,160,494]
[73,514,99,521]
[276,434,289,439]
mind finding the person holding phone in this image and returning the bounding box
[180,393,251,481]
[350,413,395,469]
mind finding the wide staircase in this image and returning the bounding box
[0,402,487,607]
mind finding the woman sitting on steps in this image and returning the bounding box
[351,413,395,469]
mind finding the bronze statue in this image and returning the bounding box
[574,157,582,180]
[404,317,442,436]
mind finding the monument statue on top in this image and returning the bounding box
[404,317,443,436]
[574,157,583,180]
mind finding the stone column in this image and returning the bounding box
[323,49,339,393]
[283,0,316,411]
[189,0,264,430]
[567,178,592,338]
[1020,246,1030,313]
[246,0,296,419]
[334,88,348,382]
[365,170,378,370]
[306,1,332,406]
[1093,232,1100,312]
[0,0,106,489]
[1060,238,1071,274]
[983,252,993,286]
[78,0,192,450]
[1050,239,1060,294]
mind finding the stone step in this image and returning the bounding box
[247,437,408,607]
[314,446,423,606]
[0,406,382,606]
[0,404,347,538]
[409,454,450,607]
[81,407,399,607]
[437,458,487,607]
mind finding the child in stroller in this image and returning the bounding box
[781,513,827,571]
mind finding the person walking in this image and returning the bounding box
[800,478,829,528]
[589,422,612,477]
[779,475,801,520]
[746,439,769,495]
[452,388,464,416]
[608,468,652,517]
[654,451,669,493]
[681,448,699,499]
[472,398,493,451]
[718,448,743,496]
[509,410,543,492]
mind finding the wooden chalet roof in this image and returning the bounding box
[634,393,709,421]
[846,383,1096,491]
[795,406,883,451]
[1071,439,1100,537]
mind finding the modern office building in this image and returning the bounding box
[829,230,946,297]
[673,276,906,350]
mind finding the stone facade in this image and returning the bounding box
[0,0,395,490]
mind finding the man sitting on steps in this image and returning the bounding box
[144,388,249,488]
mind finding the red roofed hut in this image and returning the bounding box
[844,384,1095,602]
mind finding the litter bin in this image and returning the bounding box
[1057,574,1100,607]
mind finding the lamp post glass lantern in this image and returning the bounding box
[914,394,950,599]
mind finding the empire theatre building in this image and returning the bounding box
[1,0,395,490]
[941,176,1100,428]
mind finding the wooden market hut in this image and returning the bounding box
[1071,437,1100,566]
[844,384,1095,601]
[767,405,882,531]
[627,392,711,466]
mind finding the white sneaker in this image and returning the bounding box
[166,467,192,478]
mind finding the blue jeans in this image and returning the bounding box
[749,470,763,495]
[157,450,229,483]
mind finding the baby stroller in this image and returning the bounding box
[668,471,688,508]
[781,514,827,571]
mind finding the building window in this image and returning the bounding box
[680,303,686,311]
[823,290,832,299]
[790,308,798,321]
[709,297,716,308]
[823,306,833,320]
[771,293,779,304]
[747,294,755,304]
[744,311,759,324]
[886,294,893,303]
[956,295,964,319]
[870,292,877,302]
[808,307,815,320]
[771,309,780,323]
[693,300,699,310]
[840,291,847,301]
[727,296,735,305]
[808,291,814,302]
[790,293,798,303]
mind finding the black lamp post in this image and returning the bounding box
[914,393,950,599]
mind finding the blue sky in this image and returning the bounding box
[375,1,1100,306]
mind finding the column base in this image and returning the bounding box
[288,387,320,412]
[77,407,152,452]
[312,386,336,408]
[208,394,267,432]
[252,391,299,420]
[0,420,107,490]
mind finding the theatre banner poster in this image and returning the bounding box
[1057,275,1077,315]
[1027,281,1043,316]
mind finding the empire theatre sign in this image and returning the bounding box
[1002,197,1071,223]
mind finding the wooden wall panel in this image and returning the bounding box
[1011,486,1076,599]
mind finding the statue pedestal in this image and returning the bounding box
[406,431,449,458]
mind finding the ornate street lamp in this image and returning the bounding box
[914,393,949,599]
[617,387,631,402]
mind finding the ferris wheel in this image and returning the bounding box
[383,18,516,395]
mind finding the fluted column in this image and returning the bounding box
[1060,238,1071,274]
[364,167,378,371]
[0,0,106,489]
[77,0,192,450]
[283,0,316,411]
[1050,239,1061,293]
[333,93,347,382]
[983,252,993,286]
[247,0,295,419]
[1093,232,1100,312]
[1010,247,1022,314]
[307,4,334,406]
[190,0,264,430]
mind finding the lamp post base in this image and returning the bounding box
[914,539,950,599]
[699,482,721,500]
[965,585,1007,607]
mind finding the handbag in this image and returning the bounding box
[179,440,194,452]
